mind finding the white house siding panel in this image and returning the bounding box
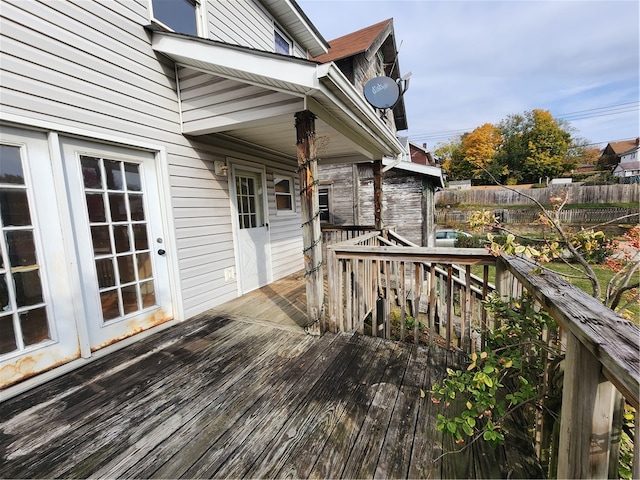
[206,0,273,52]
[0,0,303,322]
[266,172,305,280]
[179,68,303,134]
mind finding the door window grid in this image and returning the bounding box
[81,156,156,322]
[236,176,261,229]
[0,144,51,356]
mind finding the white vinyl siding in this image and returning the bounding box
[205,0,306,58]
[178,68,303,136]
[266,172,304,280]
[206,0,273,51]
[0,0,304,320]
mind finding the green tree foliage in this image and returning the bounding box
[499,109,574,184]
[436,109,582,185]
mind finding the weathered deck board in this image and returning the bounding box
[0,309,541,479]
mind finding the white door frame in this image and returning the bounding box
[60,137,174,351]
[228,159,272,294]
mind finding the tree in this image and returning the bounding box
[496,109,575,184]
[434,136,473,181]
[435,109,584,185]
[460,123,503,183]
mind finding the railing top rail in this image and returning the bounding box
[327,244,497,266]
[501,254,640,408]
[329,230,382,246]
[321,225,378,232]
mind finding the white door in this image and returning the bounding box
[0,127,80,387]
[60,137,173,351]
[231,165,271,293]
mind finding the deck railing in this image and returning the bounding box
[323,228,639,479]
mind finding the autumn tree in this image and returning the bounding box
[435,109,582,185]
[460,123,503,183]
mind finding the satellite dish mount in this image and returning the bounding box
[363,72,411,119]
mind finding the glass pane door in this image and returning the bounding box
[0,126,81,388]
[0,145,51,355]
[80,156,156,322]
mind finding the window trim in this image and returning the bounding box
[273,172,296,215]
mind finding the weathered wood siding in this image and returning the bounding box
[318,163,436,246]
[436,183,640,206]
[0,0,304,320]
[318,163,358,225]
[359,166,425,246]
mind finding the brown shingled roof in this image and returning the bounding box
[607,138,639,155]
[311,18,393,63]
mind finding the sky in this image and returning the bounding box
[297,0,640,150]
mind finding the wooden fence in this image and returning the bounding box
[436,206,639,226]
[324,230,639,479]
[436,183,640,206]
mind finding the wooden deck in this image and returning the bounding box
[0,275,542,479]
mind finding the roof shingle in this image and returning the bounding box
[310,18,393,63]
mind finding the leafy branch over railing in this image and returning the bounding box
[431,292,561,450]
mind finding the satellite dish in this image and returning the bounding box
[363,76,400,109]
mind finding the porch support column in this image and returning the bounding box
[295,110,325,335]
[373,159,383,230]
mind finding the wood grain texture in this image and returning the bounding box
[0,313,540,479]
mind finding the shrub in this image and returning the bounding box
[455,235,486,248]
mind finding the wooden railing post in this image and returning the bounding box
[495,258,510,304]
[326,245,338,333]
[373,159,383,230]
[558,331,619,479]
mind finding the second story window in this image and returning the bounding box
[274,28,292,55]
[151,0,199,36]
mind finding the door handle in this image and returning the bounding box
[157,249,166,256]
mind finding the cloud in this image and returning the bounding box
[299,0,640,145]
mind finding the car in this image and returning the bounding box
[435,229,472,247]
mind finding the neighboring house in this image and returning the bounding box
[319,159,443,246]
[312,18,407,133]
[408,141,436,166]
[598,137,640,171]
[312,20,443,246]
[0,0,406,390]
[611,140,640,182]
[613,160,640,183]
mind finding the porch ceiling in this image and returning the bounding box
[149,29,407,163]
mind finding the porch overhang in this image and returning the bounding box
[149,30,406,162]
[382,158,445,188]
